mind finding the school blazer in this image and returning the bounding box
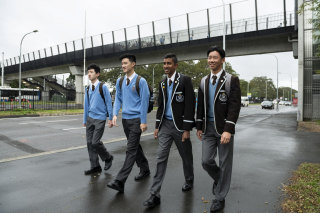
[155,73,195,132]
[196,71,241,135]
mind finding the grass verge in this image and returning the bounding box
[281,162,320,213]
[0,109,84,117]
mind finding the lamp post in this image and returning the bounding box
[270,54,279,111]
[265,79,268,100]
[1,52,4,86]
[279,72,293,102]
[221,0,226,70]
[152,64,159,92]
[19,30,38,108]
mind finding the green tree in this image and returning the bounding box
[99,60,239,93]
[249,76,276,100]
[99,67,122,89]
[279,86,298,101]
[240,79,248,96]
[9,80,26,88]
[65,73,75,89]
[225,62,239,76]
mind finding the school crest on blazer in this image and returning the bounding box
[155,73,195,132]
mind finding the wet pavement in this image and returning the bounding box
[0,107,319,213]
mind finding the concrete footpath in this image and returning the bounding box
[0,111,319,213]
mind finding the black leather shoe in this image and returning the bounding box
[104,155,113,171]
[134,170,150,181]
[182,182,193,192]
[107,180,124,193]
[210,199,225,212]
[143,195,161,208]
[84,166,102,175]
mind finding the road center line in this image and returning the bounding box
[62,127,85,131]
[19,119,78,125]
[0,132,154,164]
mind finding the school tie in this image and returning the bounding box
[212,75,217,85]
[126,78,130,86]
[169,79,172,86]
[92,85,95,91]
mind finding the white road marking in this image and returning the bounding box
[0,132,154,163]
[62,127,85,131]
[19,119,78,125]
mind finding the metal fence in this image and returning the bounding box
[0,88,81,111]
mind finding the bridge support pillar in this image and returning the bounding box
[69,66,84,106]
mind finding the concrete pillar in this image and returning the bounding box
[69,66,84,105]
[297,0,304,121]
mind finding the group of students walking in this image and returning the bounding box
[83,46,241,212]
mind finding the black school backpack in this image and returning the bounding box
[119,75,154,113]
[86,81,109,117]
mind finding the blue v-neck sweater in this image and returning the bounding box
[113,75,150,124]
[83,82,113,124]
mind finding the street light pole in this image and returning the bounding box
[19,30,38,108]
[270,54,279,111]
[265,80,268,100]
[221,0,226,70]
[279,72,293,102]
[1,52,4,86]
[152,64,158,92]
[290,75,292,101]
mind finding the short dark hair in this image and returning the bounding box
[119,53,136,63]
[87,64,100,73]
[164,53,178,64]
[207,46,225,58]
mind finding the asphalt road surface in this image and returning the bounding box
[0,105,319,213]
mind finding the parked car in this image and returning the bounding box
[261,101,274,109]
[279,101,285,105]
[241,96,249,107]
[284,101,292,106]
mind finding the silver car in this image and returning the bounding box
[261,101,274,109]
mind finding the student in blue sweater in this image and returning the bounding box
[107,54,150,193]
[83,64,114,175]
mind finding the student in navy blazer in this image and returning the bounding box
[144,53,195,208]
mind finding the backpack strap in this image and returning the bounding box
[200,75,208,92]
[225,73,232,97]
[86,86,89,104]
[135,76,141,96]
[119,76,125,90]
[99,81,106,104]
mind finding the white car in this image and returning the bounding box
[241,97,249,107]
[284,101,292,106]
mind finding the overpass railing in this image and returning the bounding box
[1,2,296,73]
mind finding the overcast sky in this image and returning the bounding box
[0,0,298,89]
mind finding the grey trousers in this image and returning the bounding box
[150,119,194,197]
[202,121,234,201]
[86,116,112,168]
[116,118,149,183]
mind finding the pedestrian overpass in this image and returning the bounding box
[1,0,318,121]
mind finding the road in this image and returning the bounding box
[0,105,319,213]
[0,105,294,162]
